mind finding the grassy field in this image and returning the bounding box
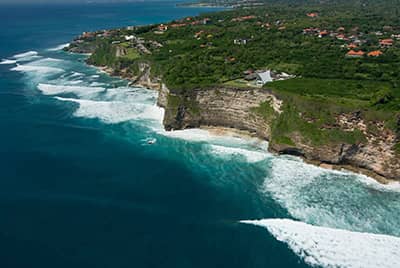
[123,48,140,60]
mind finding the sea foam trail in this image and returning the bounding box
[209,144,270,163]
[11,64,63,74]
[0,59,17,65]
[47,43,70,51]
[241,219,400,268]
[12,51,41,62]
[13,51,38,59]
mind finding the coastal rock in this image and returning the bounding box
[162,87,274,139]
[162,87,400,181]
[115,46,127,57]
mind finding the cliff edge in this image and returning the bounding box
[159,85,400,182]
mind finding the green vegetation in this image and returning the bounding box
[73,0,399,148]
[273,136,296,146]
[251,100,276,122]
[87,42,116,66]
[123,48,140,60]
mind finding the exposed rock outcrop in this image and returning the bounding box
[130,62,161,90]
[65,35,400,182]
[161,86,279,139]
[161,86,400,182]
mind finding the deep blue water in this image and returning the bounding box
[1,2,400,268]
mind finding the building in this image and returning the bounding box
[347,43,358,49]
[318,30,329,38]
[336,34,346,40]
[307,12,319,18]
[380,39,394,47]
[170,23,186,28]
[346,50,365,58]
[234,39,248,45]
[256,71,273,85]
[383,26,393,32]
[391,34,400,40]
[158,24,168,32]
[231,15,256,22]
[203,18,211,25]
[125,35,135,41]
[367,50,383,57]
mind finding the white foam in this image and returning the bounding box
[47,43,70,51]
[161,128,251,144]
[68,80,84,85]
[90,82,106,87]
[13,51,38,59]
[33,57,63,63]
[351,172,400,192]
[11,64,63,74]
[241,219,400,268]
[70,72,84,77]
[55,97,164,124]
[262,156,400,236]
[37,83,105,96]
[0,59,17,65]
[12,51,42,62]
[209,144,270,163]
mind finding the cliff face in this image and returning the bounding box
[160,85,400,182]
[159,86,281,139]
[65,39,399,182]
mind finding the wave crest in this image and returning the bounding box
[241,219,400,268]
[13,51,38,59]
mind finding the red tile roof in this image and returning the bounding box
[368,50,383,57]
[307,12,319,18]
[347,50,365,56]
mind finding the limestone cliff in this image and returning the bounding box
[159,85,400,182]
[65,39,400,182]
[159,86,280,139]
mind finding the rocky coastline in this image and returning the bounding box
[65,43,400,184]
[156,84,399,183]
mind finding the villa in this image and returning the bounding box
[234,38,248,45]
[380,39,394,47]
[256,71,273,85]
[307,12,319,18]
[346,50,365,58]
[368,50,383,57]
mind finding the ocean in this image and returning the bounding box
[1,2,400,267]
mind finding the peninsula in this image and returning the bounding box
[66,0,400,182]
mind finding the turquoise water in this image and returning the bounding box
[1,2,400,267]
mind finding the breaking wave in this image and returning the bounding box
[12,51,41,62]
[13,51,38,59]
[241,219,400,268]
[55,96,164,124]
[209,144,270,163]
[38,83,105,97]
[16,49,400,257]
[11,64,63,74]
[0,59,17,65]
[47,43,70,51]
[262,156,400,236]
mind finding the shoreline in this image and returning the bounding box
[99,65,397,185]
[76,55,397,186]
[201,126,397,185]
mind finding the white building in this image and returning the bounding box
[256,71,273,85]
